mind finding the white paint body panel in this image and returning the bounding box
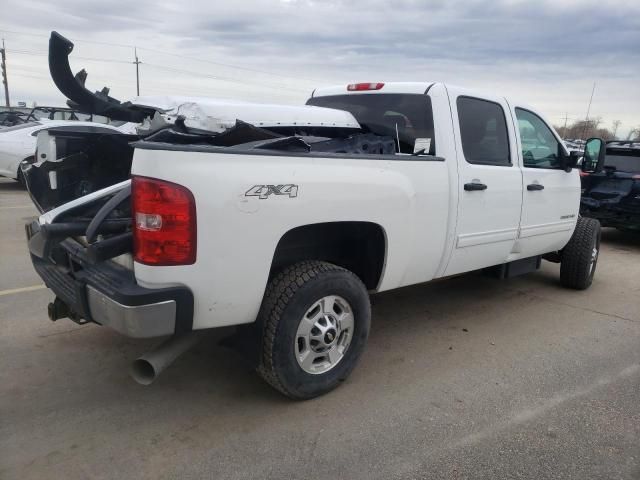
[507,102,580,257]
[130,82,580,330]
[443,85,524,276]
[132,149,450,329]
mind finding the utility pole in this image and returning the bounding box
[561,112,570,137]
[1,39,10,108]
[133,48,141,96]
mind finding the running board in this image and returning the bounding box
[483,256,542,279]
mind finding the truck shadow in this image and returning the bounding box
[19,270,518,410]
[0,179,24,191]
[10,264,622,472]
[64,269,538,407]
[600,227,640,251]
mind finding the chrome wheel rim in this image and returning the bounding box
[295,295,354,375]
[589,245,599,275]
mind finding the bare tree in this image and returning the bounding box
[611,120,621,139]
[556,118,615,141]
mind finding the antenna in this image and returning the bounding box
[581,82,596,140]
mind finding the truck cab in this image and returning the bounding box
[308,82,581,276]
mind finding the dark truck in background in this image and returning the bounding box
[580,140,640,232]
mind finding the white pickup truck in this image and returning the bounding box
[24,33,605,399]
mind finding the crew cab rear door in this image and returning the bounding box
[443,88,523,276]
[508,105,580,257]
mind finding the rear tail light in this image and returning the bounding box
[347,82,384,91]
[633,175,640,180]
[579,171,590,177]
[132,176,197,266]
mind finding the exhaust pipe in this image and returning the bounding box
[130,332,200,385]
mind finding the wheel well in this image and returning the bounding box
[270,222,386,290]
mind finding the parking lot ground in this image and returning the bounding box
[1,177,639,480]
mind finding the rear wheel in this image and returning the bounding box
[257,261,371,399]
[560,217,601,290]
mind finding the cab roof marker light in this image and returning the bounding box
[347,83,385,91]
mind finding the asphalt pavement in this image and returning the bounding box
[1,177,638,479]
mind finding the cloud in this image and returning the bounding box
[1,0,639,134]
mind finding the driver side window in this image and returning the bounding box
[515,108,562,169]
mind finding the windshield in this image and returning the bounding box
[306,93,435,154]
[604,150,640,173]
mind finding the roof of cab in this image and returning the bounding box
[312,82,434,98]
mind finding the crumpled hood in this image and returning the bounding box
[130,96,360,135]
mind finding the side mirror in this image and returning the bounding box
[564,150,582,172]
[581,137,606,173]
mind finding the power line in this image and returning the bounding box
[0,28,136,49]
[6,47,315,94]
[0,26,322,83]
[7,49,132,64]
[143,62,311,93]
[136,46,322,84]
[7,47,312,94]
[8,72,50,81]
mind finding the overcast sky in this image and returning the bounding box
[2,0,639,137]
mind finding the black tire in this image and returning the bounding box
[257,261,371,400]
[16,167,26,188]
[560,217,601,290]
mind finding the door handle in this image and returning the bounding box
[527,183,544,191]
[464,182,487,191]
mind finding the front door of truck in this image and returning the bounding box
[444,89,523,276]
[509,105,580,257]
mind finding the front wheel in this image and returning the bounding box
[16,167,26,188]
[560,217,601,290]
[257,261,371,399]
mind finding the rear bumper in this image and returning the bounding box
[27,222,193,338]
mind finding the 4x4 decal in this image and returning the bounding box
[245,184,299,199]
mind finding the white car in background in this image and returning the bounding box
[0,120,137,184]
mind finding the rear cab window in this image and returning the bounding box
[457,97,511,166]
[604,148,640,173]
[306,94,435,155]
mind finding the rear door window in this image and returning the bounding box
[457,97,511,166]
[306,94,435,155]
